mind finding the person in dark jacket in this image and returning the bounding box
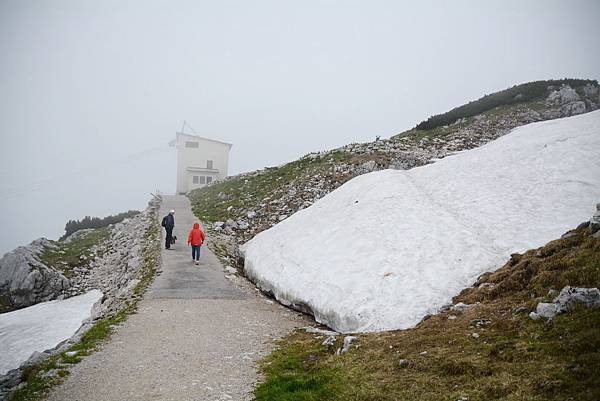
[161,209,175,249]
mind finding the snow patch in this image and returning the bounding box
[242,111,600,333]
[0,290,102,375]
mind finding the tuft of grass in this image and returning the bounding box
[255,332,344,401]
[255,225,600,401]
[8,210,161,401]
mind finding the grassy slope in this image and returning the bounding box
[254,225,600,401]
[7,211,161,401]
[39,228,110,278]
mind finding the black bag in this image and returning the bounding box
[161,216,167,228]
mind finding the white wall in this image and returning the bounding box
[175,133,231,194]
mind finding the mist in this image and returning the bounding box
[1,0,599,255]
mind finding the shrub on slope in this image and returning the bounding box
[414,78,598,131]
[62,210,140,239]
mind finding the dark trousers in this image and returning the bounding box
[191,245,201,261]
[165,227,173,249]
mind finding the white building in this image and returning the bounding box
[171,132,232,194]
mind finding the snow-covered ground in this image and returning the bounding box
[0,290,102,375]
[242,110,600,333]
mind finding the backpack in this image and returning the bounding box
[161,216,167,228]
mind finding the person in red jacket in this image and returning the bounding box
[187,223,205,265]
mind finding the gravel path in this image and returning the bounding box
[47,195,308,401]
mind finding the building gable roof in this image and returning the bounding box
[174,132,233,148]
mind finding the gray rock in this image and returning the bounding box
[398,359,410,367]
[0,239,71,309]
[321,336,336,347]
[554,286,600,313]
[561,231,577,239]
[304,326,338,336]
[451,302,471,312]
[590,203,600,235]
[531,286,600,320]
[340,336,357,354]
[561,101,586,116]
[536,302,558,319]
[20,351,51,368]
[358,160,377,173]
[236,220,249,230]
[582,83,599,98]
[0,368,22,390]
[546,85,580,106]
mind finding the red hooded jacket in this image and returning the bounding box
[187,223,205,246]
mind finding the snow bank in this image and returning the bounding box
[242,110,600,333]
[0,290,102,375]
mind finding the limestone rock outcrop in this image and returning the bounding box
[0,239,70,310]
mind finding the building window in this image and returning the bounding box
[199,176,206,184]
[207,176,213,184]
[193,176,199,184]
[185,141,199,148]
[207,160,213,169]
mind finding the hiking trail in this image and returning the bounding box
[47,195,308,401]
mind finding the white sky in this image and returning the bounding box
[1,0,599,255]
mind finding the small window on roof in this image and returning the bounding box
[185,141,199,148]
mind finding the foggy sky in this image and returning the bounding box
[1,0,599,256]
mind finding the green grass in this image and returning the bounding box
[254,225,600,401]
[8,210,161,401]
[255,333,344,401]
[39,228,110,277]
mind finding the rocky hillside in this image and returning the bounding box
[189,79,600,266]
[0,199,160,313]
[254,219,600,401]
[0,198,162,401]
